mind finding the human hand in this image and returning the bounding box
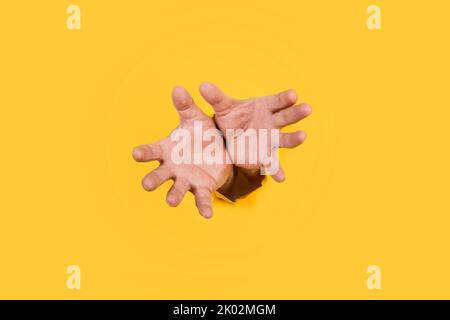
[132,87,233,219]
[199,82,312,182]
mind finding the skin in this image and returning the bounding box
[132,87,233,219]
[199,82,312,182]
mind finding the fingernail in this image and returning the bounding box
[142,179,154,191]
[133,148,143,160]
[167,195,178,207]
[202,208,212,219]
[288,90,297,103]
[298,131,307,140]
[301,104,312,114]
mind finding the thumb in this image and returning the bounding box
[171,86,203,121]
[199,82,234,115]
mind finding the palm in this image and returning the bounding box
[133,87,232,219]
[200,82,312,182]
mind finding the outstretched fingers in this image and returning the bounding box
[280,131,307,148]
[194,187,213,219]
[142,165,172,191]
[271,165,286,183]
[273,103,312,128]
[261,156,285,183]
[132,142,163,162]
[166,179,190,207]
[172,86,204,121]
[265,89,298,112]
[199,82,235,115]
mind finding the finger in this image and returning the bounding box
[280,131,307,148]
[271,165,285,183]
[194,188,213,219]
[166,179,189,207]
[132,142,163,162]
[172,86,203,121]
[273,103,312,128]
[260,156,285,183]
[199,82,235,115]
[266,89,297,111]
[142,165,172,191]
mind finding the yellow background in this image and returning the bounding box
[1,0,449,299]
